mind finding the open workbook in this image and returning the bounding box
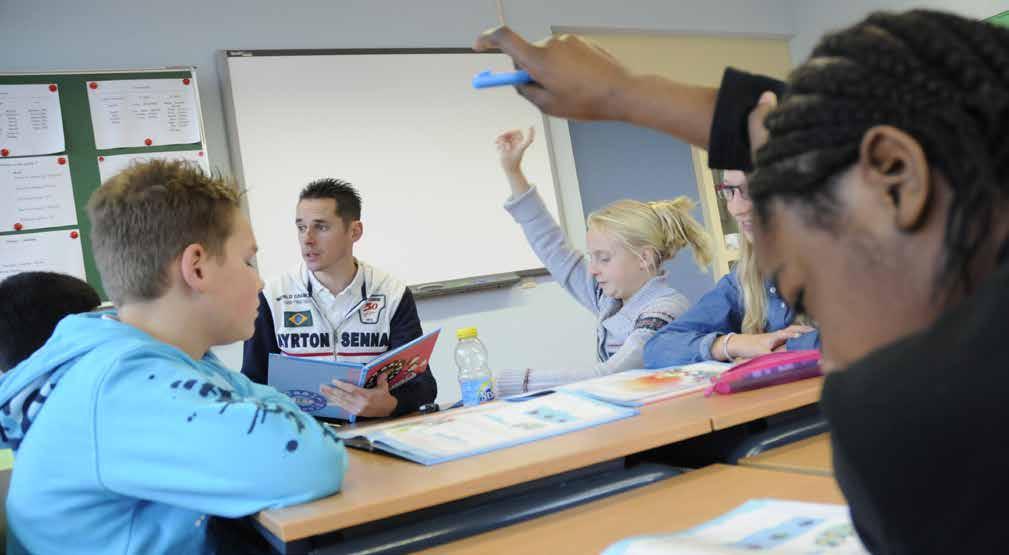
[336,391,638,465]
[336,361,730,465]
[602,499,868,554]
[268,328,439,422]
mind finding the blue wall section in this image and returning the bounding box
[569,121,713,304]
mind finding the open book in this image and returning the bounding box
[336,391,638,465]
[560,362,730,407]
[603,499,868,554]
[268,328,439,422]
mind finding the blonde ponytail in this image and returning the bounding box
[646,197,713,271]
[587,196,713,275]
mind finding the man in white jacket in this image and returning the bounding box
[242,178,437,418]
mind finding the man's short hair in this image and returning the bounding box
[299,178,362,223]
[0,272,101,371]
[88,160,241,305]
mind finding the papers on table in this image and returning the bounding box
[0,155,77,231]
[603,499,868,555]
[97,150,208,184]
[0,229,86,281]
[0,84,66,157]
[87,78,201,149]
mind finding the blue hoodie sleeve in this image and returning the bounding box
[93,349,347,518]
[643,273,743,367]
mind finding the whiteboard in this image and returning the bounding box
[222,49,562,286]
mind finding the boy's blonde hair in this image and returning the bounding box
[587,197,713,274]
[88,160,241,305]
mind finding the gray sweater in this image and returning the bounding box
[497,187,691,396]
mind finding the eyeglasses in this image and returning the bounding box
[715,182,750,202]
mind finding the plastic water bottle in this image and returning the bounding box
[455,327,495,407]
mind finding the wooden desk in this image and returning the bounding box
[257,396,713,543]
[256,377,824,544]
[739,432,833,476]
[702,376,823,430]
[421,464,845,554]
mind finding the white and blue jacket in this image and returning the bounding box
[242,260,437,416]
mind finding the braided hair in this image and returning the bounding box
[749,10,1009,293]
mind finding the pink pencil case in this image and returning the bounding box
[705,350,822,396]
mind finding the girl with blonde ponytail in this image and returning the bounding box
[643,170,818,367]
[493,127,713,396]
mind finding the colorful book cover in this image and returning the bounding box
[562,362,730,407]
[268,328,439,422]
[360,329,439,390]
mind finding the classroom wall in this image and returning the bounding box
[1,0,795,405]
[787,0,1008,64]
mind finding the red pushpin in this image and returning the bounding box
[98,156,105,162]
[0,149,8,157]
[183,78,191,85]
[58,157,67,165]
[13,223,23,231]
[198,151,204,157]
[89,82,98,90]
[49,84,58,92]
[70,231,79,239]
[144,138,153,146]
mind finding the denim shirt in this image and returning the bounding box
[643,270,820,367]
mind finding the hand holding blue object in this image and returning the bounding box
[473,69,534,89]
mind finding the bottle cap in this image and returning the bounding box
[456,327,478,340]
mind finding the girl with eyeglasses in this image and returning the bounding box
[642,169,818,367]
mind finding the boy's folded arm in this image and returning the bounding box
[93,352,347,518]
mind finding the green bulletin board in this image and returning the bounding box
[0,68,207,300]
[989,10,1009,28]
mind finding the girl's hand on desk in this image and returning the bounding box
[715,325,816,360]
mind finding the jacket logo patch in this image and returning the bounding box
[359,295,386,324]
[284,310,313,328]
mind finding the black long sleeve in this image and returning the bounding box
[241,292,278,385]
[386,288,438,415]
[708,67,786,171]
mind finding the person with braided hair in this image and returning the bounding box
[477,8,1009,553]
[493,127,713,396]
[746,11,1009,552]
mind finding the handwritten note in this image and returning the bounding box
[0,84,66,157]
[0,155,77,231]
[0,229,86,281]
[87,78,201,149]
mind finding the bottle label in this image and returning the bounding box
[460,378,496,406]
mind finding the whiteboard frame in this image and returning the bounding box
[219,48,565,293]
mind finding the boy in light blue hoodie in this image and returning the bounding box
[0,160,347,554]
